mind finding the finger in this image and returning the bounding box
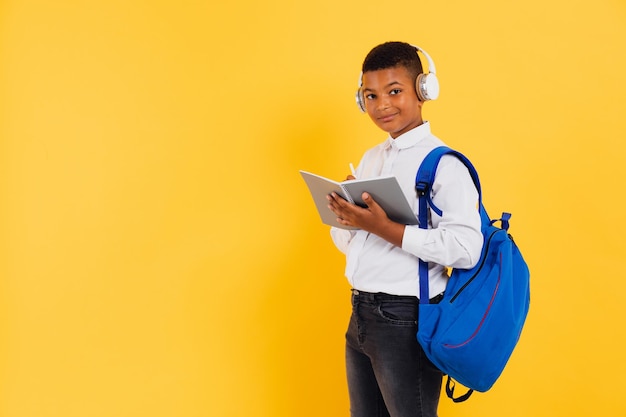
[328,192,348,208]
[362,192,375,208]
[361,192,383,216]
[327,193,345,215]
[335,214,352,227]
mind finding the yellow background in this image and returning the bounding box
[2,0,625,416]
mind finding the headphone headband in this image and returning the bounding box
[412,45,437,76]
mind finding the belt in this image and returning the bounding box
[351,289,444,304]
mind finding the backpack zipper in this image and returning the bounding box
[449,228,502,303]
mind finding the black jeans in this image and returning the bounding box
[346,290,443,417]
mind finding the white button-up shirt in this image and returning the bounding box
[330,122,483,298]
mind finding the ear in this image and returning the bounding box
[413,82,425,103]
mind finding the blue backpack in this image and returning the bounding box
[414,146,530,402]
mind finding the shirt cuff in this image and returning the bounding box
[401,225,427,257]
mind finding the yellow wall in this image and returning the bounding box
[2,1,625,416]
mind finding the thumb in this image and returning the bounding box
[362,192,377,207]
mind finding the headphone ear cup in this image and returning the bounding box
[355,88,366,112]
[416,73,440,101]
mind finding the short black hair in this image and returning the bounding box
[362,41,423,81]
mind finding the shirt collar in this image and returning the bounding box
[383,121,432,151]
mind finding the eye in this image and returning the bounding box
[389,88,402,95]
[365,93,376,100]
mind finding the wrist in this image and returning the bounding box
[375,219,405,247]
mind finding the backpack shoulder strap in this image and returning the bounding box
[414,146,485,303]
[414,146,483,216]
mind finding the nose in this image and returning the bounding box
[377,96,391,111]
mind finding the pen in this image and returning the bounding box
[349,163,356,177]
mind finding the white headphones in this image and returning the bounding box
[355,45,440,113]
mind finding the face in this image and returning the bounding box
[361,66,423,138]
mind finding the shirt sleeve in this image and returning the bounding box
[330,227,355,255]
[401,156,483,269]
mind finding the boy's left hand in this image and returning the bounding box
[326,192,404,246]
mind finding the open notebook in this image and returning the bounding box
[300,170,418,230]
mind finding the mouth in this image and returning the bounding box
[378,113,398,123]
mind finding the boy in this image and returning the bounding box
[327,42,483,417]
